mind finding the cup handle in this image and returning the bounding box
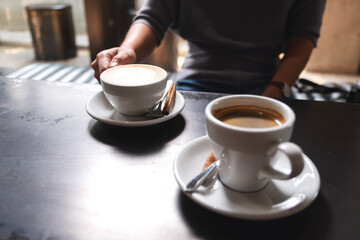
[258,142,305,180]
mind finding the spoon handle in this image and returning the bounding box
[185,160,218,193]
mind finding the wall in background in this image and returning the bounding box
[306,0,360,74]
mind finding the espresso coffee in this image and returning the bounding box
[213,105,285,128]
[101,64,167,86]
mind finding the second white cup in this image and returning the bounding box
[205,95,304,192]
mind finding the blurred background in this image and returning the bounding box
[0,0,359,84]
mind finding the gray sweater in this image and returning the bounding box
[134,0,326,93]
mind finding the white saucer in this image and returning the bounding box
[174,136,320,220]
[86,91,185,127]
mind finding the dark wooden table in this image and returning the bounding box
[0,77,359,240]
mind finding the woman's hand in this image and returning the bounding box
[90,23,158,83]
[91,47,136,81]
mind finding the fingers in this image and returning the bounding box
[90,58,101,83]
[109,48,136,67]
[91,47,137,82]
[91,48,116,81]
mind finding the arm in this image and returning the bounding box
[91,22,158,80]
[262,37,315,98]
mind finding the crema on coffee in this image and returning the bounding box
[213,105,285,128]
[101,64,167,86]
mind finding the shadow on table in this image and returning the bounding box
[88,114,186,154]
[178,191,331,240]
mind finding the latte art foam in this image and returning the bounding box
[101,65,167,86]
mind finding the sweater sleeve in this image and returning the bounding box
[285,0,326,46]
[133,0,179,45]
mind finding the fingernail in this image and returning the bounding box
[110,61,118,67]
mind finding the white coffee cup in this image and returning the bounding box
[205,95,304,192]
[100,64,168,116]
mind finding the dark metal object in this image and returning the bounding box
[26,4,77,60]
[84,0,135,61]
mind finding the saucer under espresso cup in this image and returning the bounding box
[173,135,320,220]
[100,64,168,116]
[205,95,305,192]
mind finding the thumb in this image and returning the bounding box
[109,48,137,67]
[110,58,121,68]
